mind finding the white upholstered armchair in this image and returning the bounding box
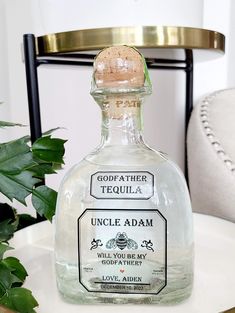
[187,89,235,222]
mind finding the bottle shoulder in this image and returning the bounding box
[60,144,185,186]
[84,144,168,166]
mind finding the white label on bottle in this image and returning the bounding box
[78,208,167,294]
[90,171,154,200]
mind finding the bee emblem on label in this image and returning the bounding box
[106,232,138,250]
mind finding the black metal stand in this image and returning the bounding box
[23,34,43,142]
[23,34,193,177]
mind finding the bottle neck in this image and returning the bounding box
[100,94,145,146]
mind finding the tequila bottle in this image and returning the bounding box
[55,46,194,304]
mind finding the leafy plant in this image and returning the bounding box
[0,121,66,312]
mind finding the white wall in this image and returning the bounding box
[32,0,204,35]
[0,0,233,197]
[0,0,11,142]
[3,0,34,137]
[194,0,231,102]
[227,0,235,87]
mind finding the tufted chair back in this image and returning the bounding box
[187,89,235,222]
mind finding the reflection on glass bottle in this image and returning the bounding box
[55,46,194,304]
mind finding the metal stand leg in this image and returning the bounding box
[185,49,194,131]
[23,34,45,222]
[23,34,42,142]
[184,49,194,181]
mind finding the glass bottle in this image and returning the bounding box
[55,46,194,304]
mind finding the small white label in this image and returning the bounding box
[90,171,154,200]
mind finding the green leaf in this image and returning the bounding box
[32,185,57,221]
[0,287,38,313]
[0,304,16,312]
[142,53,152,89]
[0,171,40,205]
[0,220,16,242]
[0,121,25,128]
[2,257,28,287]
[0,263,14,297]
[20,128,64,144]
[0,138,36,174]
[32,136,66,164]
[29,163,55,178]
[0,244,13,260]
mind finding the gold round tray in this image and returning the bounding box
[36,26,225,55]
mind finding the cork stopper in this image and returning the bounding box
[91,46,151,119]
[93,46,145,89]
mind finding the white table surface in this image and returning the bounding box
[8,213,235,313]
